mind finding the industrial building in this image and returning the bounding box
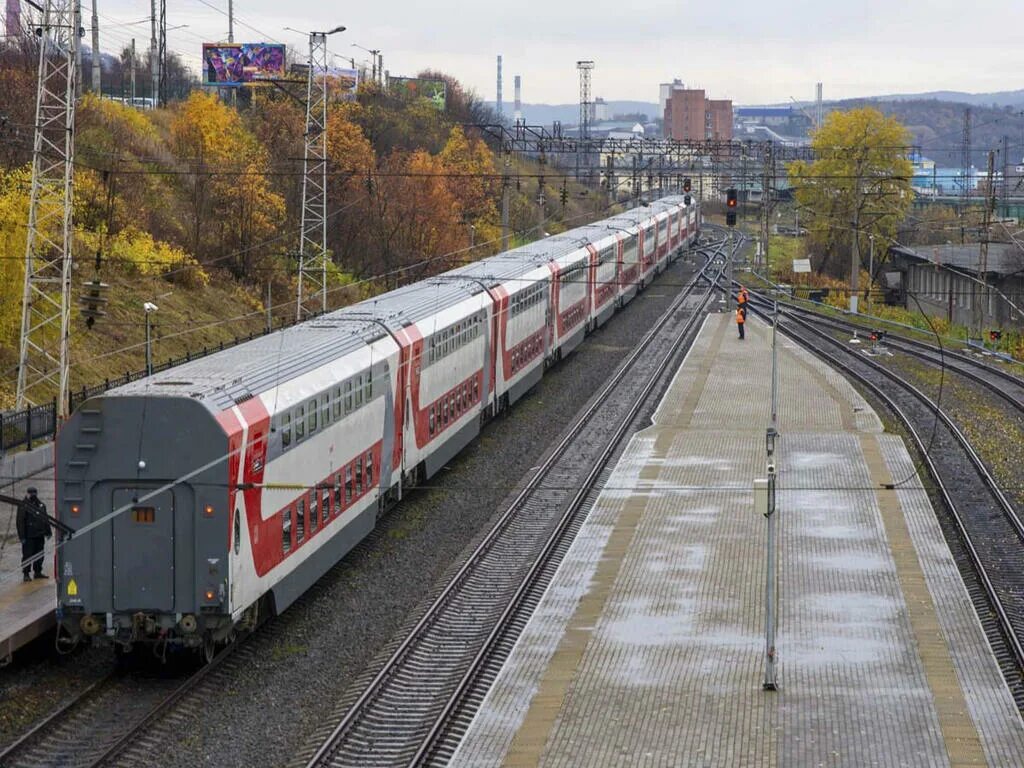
[660,80,732,141]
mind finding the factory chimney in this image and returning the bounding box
[514,75,522,122]
[496,55,503,118]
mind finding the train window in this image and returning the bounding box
[333,387,342,419]
[310,493,318,532]
[356,458,363,495]
[322,486,331,524]
[429,407,435,435]
[308,400,317,433]
[321,393,329,426]
[281,411,292,448]
[473,378,479,401]
[442,398,449,425]
[296,498,306,542]
[234,509,241,555]
[355,375,363,408]
[295,406,305,441]
[345,466,353,504]
[366,452,373,487]
[344,380,353,414]
[365,372,372,401]
[282,508,292,553]
[334,474,342,508]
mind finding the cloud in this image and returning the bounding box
[95,0,1024,105]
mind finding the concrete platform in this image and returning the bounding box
[451,312,1024,767]
[0,467,56,663]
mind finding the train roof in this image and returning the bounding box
[99,197,693,411]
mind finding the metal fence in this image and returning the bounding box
[1,325,285,456]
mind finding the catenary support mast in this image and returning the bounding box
[17,0,79,415]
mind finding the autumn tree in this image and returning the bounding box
[788,108,914,284]
[170,91,285,278]
[439,126,500,252]
[323,105,377,276]
[362,149,464,286]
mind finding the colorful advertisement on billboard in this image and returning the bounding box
[202,43,286,86]
[389,77,447,110]
[324,67,359,102]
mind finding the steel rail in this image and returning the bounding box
[305,238,735,768]
[86,642,238,767]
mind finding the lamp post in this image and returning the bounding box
[351,43,380,83]
[143,302,158,376]
[763,423,778,691]
[868,233,875,310]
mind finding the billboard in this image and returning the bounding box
[325,67,359,102]
[389,77,447,110]
[202,43,286,86]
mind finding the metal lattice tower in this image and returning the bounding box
[296,31,330,321]
[157,0,166,106]
[960,107,971,208]
[576,61,594,181]
[17,0,79,413]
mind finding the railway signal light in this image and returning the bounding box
[79,279,109,329]
[684,194,692,206]
[989,330,1003,342]
[683,177,692,193]
[726,188,738,226]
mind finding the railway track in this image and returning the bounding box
[0,644,234,768]
[297,238,736,768]
[753,294,1024,410]
[744,300,1024,709]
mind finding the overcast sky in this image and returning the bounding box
[84,0,1024,105]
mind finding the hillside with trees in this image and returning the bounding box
[0,42,608,408]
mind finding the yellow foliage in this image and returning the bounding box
[170,92,286,272]
[326,107,376,175]
[0,166,31,348]
[79,93,160,143]
[788,108,914,278]
[439,126,499,254]
[78,226,209,286]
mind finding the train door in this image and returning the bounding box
[111,486,175,611]
[544,279,554,353]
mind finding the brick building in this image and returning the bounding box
[661,82,733,141]
[705,99,734,140]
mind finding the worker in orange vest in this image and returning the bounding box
[737,286,749,312]
[736,305,746,340]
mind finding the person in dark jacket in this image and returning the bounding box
[17,487,51,582]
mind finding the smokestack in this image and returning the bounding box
[514,75,522,122]
[6,0,20,38]
[496,55,503,117]
[815,82,823,130]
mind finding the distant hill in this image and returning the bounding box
[484,100,660,126]
[825,98,1024,168]
[869,89,1024,109]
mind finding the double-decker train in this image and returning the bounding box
[54,195,700,656]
